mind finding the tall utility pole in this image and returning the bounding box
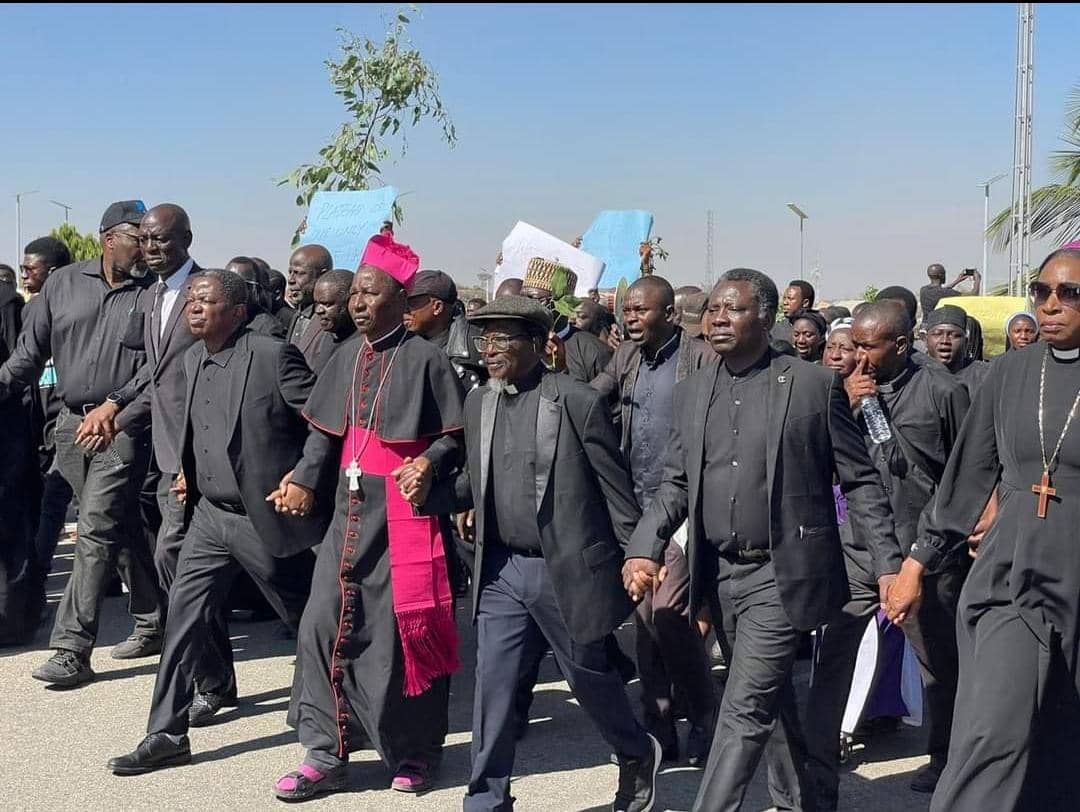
[1009,3,1034,297]
[786,203,808,278]
[50,199,72,223]
[705,209,715,288]
[979,173,1007,288]
[15,190,39,289]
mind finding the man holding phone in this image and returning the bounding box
[918,263,981,326]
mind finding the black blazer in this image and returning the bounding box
[426,370,641,644]
[628,351,899,632]
[116,261,202,473]
[179,329,330,557]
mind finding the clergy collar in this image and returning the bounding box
[641,328,681,369]
[1050,345,1080,361]
[876,359,917,394]
[366,323,407,351]
[500,363,544,396]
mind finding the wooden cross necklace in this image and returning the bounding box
[1033,347,1080,518]
[346,330,406,495]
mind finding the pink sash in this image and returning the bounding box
[341,428,459,696]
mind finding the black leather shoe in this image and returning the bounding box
[686,722,714,768]
[189,691,233,727]
[613,733,662,812]
[108,733,191,775]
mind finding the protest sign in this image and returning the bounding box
[495,221,604,297]
[581,210,653,288]
[302,188,398,270]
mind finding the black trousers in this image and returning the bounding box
[901,561,967,766]
[696,552,814,812]
[146,498,313,736]
[33,460,74,575]
[152,470,235,696]
[49,410,162,654]
[803,579,880,809]
[466,546,650,812]
[636,541,717,743]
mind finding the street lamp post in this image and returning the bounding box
[15,190,39,292]
[978,173,1007,288]
[50,199,72,223]
[786,203,809,278]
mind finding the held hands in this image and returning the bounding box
[392,456,434,507]
[455,510,476,544]
[171,472,187,506]
[266,469,314,517]
[844,356,877,410]
[75,401,120,452]
[884,558,925,625]
[622,558,661,602]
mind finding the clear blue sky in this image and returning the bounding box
[2,3,1078,298]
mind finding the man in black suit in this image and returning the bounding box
[409,295,661,812]
[624,269,898,812]
[107,270,325,775]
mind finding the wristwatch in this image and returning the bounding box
[106,391,125,409]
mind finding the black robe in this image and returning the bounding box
[0,285,39,645]
[287,326,464,768]
[916,345,1080,809]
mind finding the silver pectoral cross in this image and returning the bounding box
[346,459,362,493]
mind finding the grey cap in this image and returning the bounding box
[100,200,147,233]
[411,269,458,302]
[468,294,553,332]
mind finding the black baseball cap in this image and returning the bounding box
[100,200,147,233]
[410,270,458,302]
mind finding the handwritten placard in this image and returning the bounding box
[581,210,654,288]
[302,188,398,270]
[495,221,604,297]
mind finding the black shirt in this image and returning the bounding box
[190,341,244,506]
[918,285,960,323]
[487,364,544,554]
[628,330,680,508]
[0,259,148,411]
[701,352,772,553]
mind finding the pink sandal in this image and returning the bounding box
[391,759,431,793]
[274,764,348,802]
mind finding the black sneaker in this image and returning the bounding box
[31,649,94,687]
[613,733,661,812]
[111,635,163,660]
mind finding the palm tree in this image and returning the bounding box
[988,84,1080,251]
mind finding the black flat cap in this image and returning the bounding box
[411,269,458,302]
[468,294,553,332]
[100,200,147,233]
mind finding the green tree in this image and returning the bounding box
[50,222,102,262]
[988,83,1080,250]
[863,284,879,302]
[280,9,456,245]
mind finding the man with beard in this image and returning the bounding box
[0,201,164,680]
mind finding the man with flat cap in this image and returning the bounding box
[274,234,464,800]
[0,200,165,685]
[409,294,661,812]
[405,269,486,392]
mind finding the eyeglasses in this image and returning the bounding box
[1029,281,1080,310]
[473,334,531,353]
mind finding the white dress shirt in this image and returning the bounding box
[158,257,194,339]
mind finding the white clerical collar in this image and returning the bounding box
[1051,346,1080,360]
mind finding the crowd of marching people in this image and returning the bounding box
[2,198,1080,812]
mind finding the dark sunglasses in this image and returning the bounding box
[1029,281,1080,309]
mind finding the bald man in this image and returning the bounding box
[285,245,333,364]
[918,264,981,326]
[835,300,970,797]
[494,278,523,298]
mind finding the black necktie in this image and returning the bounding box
[151,280,167,355]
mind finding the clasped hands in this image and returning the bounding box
[621,558,669,603]
[74,401,120,453]
[266,470,314,517]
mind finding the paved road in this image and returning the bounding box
[3,537,933,811]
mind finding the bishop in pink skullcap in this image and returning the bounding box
[1062,239,1080,251]
[359,234,420,290]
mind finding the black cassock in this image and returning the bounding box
[915,344,1080,811]
[287,326,464,771]
[0,284,38,645]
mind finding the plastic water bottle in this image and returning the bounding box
[861,395,893,444]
